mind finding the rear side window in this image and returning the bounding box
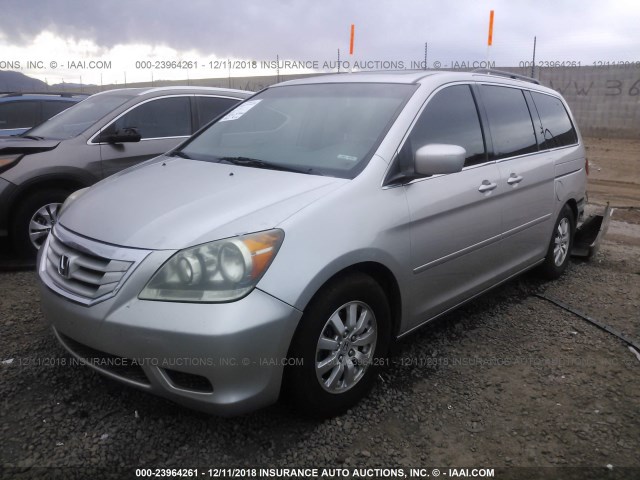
[530,92,578,149]
[0,101,40,129]
[480,85,538,160]
[401,85,487,167]
[195,96,240,128]
[113,96,191,139]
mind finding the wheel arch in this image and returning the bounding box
[565,198,578,226]
[7,174,92,225]
[298,261,403,340]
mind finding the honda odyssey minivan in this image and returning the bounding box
[37,70,586,417]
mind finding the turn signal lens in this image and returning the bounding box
[0,154,22,173]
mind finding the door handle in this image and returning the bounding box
[478,180,498,193]
[507,174,524,185]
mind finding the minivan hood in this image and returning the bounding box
[0,137,60,154]
[59,156,346,249]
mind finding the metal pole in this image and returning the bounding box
[531,36,537,78]
[424,42,428,70]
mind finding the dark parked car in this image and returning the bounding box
[0,92,87,136]
[0,86,251,256]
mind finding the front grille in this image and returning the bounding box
[45,234,133,302]
[57,331,150,386]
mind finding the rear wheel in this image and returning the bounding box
[11,188,71,258]
[285,273,391,417]
[539,204,575,279]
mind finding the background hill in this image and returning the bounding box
[0,71,93,92]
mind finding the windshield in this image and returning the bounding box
[26,94,133,140]
[178,83,416,178]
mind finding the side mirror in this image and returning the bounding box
[415,144,466,176]
[98,126,141,144]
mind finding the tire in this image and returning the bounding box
[10,188,71,258]
[538,204,575,279]
[284,273,391,418]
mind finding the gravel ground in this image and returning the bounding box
[1,236,638,479]
[1,136,639,479]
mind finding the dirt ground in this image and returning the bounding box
[0,137,638,479]
[585,136,640,209]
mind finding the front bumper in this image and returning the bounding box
[37,231,302,416]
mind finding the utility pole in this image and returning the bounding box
[531,36,537,78]
[424,42,428,70]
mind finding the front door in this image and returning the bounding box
[99,95,192,178]
[398,84,504,328]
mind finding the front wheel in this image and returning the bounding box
[11,188,71,258]
[538,204,575,279]
[284,273,391,417]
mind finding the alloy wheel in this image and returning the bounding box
[29,202,61,249]
[315,301,377,393]
[553,217,570,266]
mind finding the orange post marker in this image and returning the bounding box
[349,24,355,55]
[487,10,494,46]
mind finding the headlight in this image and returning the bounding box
[58,187,90,217]
[139,229,284,303]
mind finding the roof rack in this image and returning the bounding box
[471,68,540,85]
[0,91,88,97]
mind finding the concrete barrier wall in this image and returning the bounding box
[79,66,640,139]
[537,66,640,139]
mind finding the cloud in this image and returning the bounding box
[1,0,639,64]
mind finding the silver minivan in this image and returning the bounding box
[37,70,587,417]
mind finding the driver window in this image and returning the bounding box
[112,96,191,139]
[400,85,487,170]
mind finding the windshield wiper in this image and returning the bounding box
[19,135,45,140]
[168,150,192,159]
[218,156,321,175]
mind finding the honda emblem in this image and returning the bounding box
[58,255,71,278]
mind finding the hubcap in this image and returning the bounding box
[29,203,62,250]
[315,301,377,394]
[553,217,570,267]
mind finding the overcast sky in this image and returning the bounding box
[1,0,639,85]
